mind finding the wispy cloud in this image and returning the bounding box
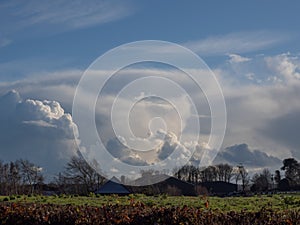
[227,54,251,64]
[0,57,75,81]
[0,37,11,48]
[184,31,289,56]
[0,0,134,34]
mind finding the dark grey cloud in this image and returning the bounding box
[258,110,300,160]
[214,143,281,168]
[157,140,175,160]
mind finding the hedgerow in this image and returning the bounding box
[0,202,299,225]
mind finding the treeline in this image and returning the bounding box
[0,159,43,195]
[175,158,300,192]
[175,164,249,190]
[1,156,300,196]
[0,157,106,196]
[250,158,300,192]
[174,157,300,192]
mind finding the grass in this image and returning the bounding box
[0,193,300,212]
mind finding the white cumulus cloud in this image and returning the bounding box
[265,53,300,82]
[0,90,78,178]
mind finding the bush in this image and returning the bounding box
[59,194,66,198]
[88,192,96,198]
[0,202,299,225]
[283,196,296,205]
[160,193,168,199]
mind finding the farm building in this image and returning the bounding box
[95,177,131,195]
[95,175,237,196]
[197,181,237,196]
[129,174,197,196]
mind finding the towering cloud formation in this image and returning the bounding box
[0,90,78,177]
[1,52,300,178]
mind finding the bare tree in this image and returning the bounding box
[17,159,44,194]
[216,164,233,182]
[232,167,241,186]
[0,159,43,195]
[237,164,249,191]
[0,161,9,195]
[274,170,281,186]
[175,165,200,184]
[251,168,272,192]
[61,156,105,194]
[200,166,218,182]
[8,162,21,195]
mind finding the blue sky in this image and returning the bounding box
[1,0,300,178]
[1,0,299,80]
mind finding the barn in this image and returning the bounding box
[197,181,237,196]
[95,177,131,195]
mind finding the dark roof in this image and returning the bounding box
[163,176,196,196]
[131,174,170,186]
[95,177,130,194]
[129,175,196,196]
[198,181,237,194]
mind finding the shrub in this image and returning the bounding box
[88,192,96,198]
[0,202,299,225]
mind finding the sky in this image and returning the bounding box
[0,0,300,180]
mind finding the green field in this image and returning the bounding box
[1,193,300,212]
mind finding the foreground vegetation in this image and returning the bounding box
[0,201,299,225]
[0,194,299,224]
